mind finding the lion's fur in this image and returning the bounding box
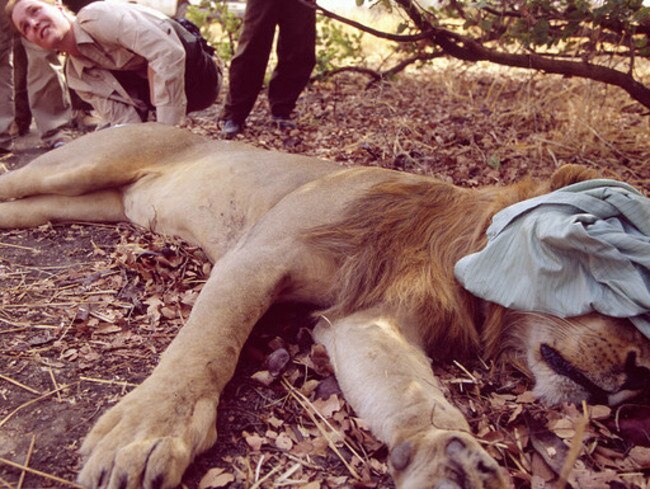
[304,163,602,359]
[2,123,637,489]
[304,177,541,357]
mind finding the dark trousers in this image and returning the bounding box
[113,20,221,122]
[222,0,316,124]
[13,35,31,132]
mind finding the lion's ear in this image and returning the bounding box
[549,164,601,191]
[390,441,413,471]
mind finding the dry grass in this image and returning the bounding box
[426,60,650,185]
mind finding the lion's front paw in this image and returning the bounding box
[390,431,510,489]
[77,385,217,489]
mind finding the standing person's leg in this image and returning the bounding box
[23,40,72,148]
[268,0,316,120]
[221,0,278,132]
[0,0,15,153]
[13,34,32,136]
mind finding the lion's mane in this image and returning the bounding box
[304,165,600,359]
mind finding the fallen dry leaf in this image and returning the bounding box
[199,468,235,489]
[275,431,294,451]
[312,394,342,418]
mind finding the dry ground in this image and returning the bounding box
[1,62,650,489]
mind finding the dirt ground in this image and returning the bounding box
[1,65,650,489]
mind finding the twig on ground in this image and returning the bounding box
[79,376,137,388]
[273,462,302,486]
[0,374,40,395]
[248,461,282,489]
[47,367,62,402]
[0,384,75,429]
[0,474,16,489]
[16,434,35,489]
[557,401,589,489]
[0,242,38,252]
[0,457,82,489]
[282,378,364,480]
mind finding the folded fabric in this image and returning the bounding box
[454,179,650,339]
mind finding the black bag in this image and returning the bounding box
[174,18,215,56]
[169,18,221,112]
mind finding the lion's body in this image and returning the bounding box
[1,124,648,489]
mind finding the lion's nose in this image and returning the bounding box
[621,352,650,391]
[607,352,650,405]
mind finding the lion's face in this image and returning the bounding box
[511,313,650,405]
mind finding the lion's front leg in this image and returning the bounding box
[314,310,510,489]
[78,254,288,489]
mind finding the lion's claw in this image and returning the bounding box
[77,387,217,489]
[390,431,510,489]
[80,432,193,489]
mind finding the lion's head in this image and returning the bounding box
[501,312,650,406]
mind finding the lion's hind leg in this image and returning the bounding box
[0,150,137,200]
[0,191,125,228]
[0,145,107,200]
[0,123,199,200]
[314,310,510,489]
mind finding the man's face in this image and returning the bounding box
[11,0,71,50]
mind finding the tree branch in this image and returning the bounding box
[308,1,435,42]
[380,51,445,78]
[313,51,444,88]
[393,0,650,110]
[305,0,650,110]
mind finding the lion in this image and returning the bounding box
[1,123,649,489]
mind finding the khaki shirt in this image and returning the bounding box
[65,2,186,125]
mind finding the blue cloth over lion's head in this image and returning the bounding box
[455,179,650,339]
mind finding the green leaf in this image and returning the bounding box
[488,154,501,170]
[532,19,551,45]
[479,18,493,32]
[633,6,650,22]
